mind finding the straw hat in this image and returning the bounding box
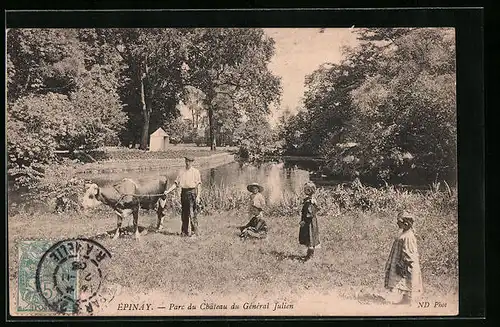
[399,211,415,223]
[247,182,264,192]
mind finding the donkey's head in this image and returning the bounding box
[82,183,103,209]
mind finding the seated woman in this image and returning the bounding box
[239,215,268,239]
[240,183,268,240]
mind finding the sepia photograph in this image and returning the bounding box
[7,25,460,317]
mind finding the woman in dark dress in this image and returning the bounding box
[299,182,320,261]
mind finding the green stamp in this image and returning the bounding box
[17,240,77,313]
[18,238,113,314]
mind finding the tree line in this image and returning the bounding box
[8,27,456,190]
[7,28,282,189]
[280,28,456,185]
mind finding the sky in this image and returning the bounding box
[179,28,359,126]
[264,28,359,125]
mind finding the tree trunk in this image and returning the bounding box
[208,107,217,151]
[139,64,150,150]
[191,108,196,130]
[205,91,217,151]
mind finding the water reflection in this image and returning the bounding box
[209,168,216,186]
[87,161,311,200]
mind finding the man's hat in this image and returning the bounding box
[247,182,264,192]
[184,156,195,162]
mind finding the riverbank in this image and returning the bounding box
[8,149,236,212]
[8,169,458,316]
[73,152,236,176]
[8,202,458,316]
[42,151,234,182]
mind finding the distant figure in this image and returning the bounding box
[239,146,250,160]
[384,211,423,304]
[239,183,267,240]
[164,156,202,237]
[299,181,320,261]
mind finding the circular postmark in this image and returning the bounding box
[35,238,114,314]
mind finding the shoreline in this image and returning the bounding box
[72,152,236,175]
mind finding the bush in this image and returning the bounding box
[11,164,88,214]
[7,89,126,190]
[7,94,69,190]
[161,178,457,219]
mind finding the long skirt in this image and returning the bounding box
[299,219,320,247]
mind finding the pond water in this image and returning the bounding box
[87,161,312,203]
[7,160,324,209]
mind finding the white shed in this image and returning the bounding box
[149,127,169,151]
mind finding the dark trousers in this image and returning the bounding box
[181,188,198,235]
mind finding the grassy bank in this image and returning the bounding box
[9,183,458,309]
[82,145,238,162]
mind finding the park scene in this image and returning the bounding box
[7,27,457,316]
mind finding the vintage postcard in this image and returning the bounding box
[7,23,462,317]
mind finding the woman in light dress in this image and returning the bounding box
[384,211,424,304]
[239,183,268,240]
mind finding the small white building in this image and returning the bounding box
[149,127,169,151]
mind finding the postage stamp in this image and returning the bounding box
[17,240,62,313]
[36,238,113,314]
[17,238,118,315]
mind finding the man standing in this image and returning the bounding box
[164,156,202,237]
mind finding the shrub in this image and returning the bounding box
[7,94,69,190]
[14,164,87,213]
[161,179,457,219]
[7,88,126,190]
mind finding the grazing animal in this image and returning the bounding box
[82,177,169,240]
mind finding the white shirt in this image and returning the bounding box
[175,167,202,189]
[249,192,266,217]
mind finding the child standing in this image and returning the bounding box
[239,183,268,239]
[299,181,320,261]
[384,211,423,304]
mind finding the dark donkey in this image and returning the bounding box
[82,177,169,240]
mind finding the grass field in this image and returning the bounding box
[8,184,458,315]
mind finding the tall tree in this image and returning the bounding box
[181,28,281,150]
[349,28,456,182]
[7,29,85,103]
[181,85,206,131]
[284,28,456,184]
[113,28,186,149]
[6,28,127,147]
[7,28,127,188]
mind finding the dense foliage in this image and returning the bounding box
[7,28,281,190]
[282,28,456,185]
[180,28,282,150]
[7,29,126,189]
